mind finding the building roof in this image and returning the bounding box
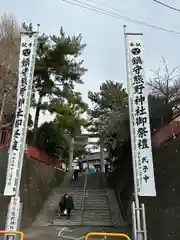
[80,151,108,162]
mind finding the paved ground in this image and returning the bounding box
[23,226,131,240]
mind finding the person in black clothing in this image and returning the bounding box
[65,195,74,220]
[59,194,67,216]
[73,169,78,183]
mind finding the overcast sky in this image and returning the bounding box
[1,0,180,125]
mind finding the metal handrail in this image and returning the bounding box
[0,231,24,240]
[85,232,131,240]
[101,173,114,226]
[81,174,87,225]
[115,189,129,222]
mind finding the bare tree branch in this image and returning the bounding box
[0,13,20,124]
[148,57,180,116]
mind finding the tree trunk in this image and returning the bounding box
[32,95,42,145]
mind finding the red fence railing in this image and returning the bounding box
[1,116,180,168]
[25,145,60,168]
[0,130,11,148]
[152,119,180,147]
[0,130,61,169]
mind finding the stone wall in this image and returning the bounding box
[107,153,133,222]
[142,137,180,240]
[0,148,64,229]
[108,137,180,240]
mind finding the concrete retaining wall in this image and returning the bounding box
[0,148,64,229]
[108,137,180,240]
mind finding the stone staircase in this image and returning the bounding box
[33,172,126,227]
[82,190,112,226]
[82,173,113,226]
[33,174,86,226]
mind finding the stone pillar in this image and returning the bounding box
[100,137,105,173]
[68,136,74,172]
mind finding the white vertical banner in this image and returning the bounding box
[128,39,156,196]
[4,34,37,196]
[5,197,20,232]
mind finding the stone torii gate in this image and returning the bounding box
[67,133,105,173]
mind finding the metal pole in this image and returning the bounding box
[123,25,142,240]
[141,203,147,240]
[132,201,137,240]
[15,203,23,240]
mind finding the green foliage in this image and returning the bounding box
[34,121,61,155]
[49,91,89,136]
[32,27,87,143]
[28,27,90,162]
[28,121,68,158]
[88,80,128,142]
[28,121,88,162]
[148,95,173,131]
[33,28,87,99]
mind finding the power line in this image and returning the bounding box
[152,0,180,13]
[86,0,135,16]
[60,0,180,34]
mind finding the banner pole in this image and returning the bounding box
[123,25,143,240]
[4,23,39,238]
[15,26,39,197]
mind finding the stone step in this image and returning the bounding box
[83,205,109,209]
[84,203,107,206]
[53,218,82,226]
[55,189,85,194]
[82,220,112,226]
[84,199,107,203]
[83,208,112,226]
[83,210,111,218]
[69,211,82,216]
[85,191,106,195]
[55,193,84,199]
[85,189,105,192]
[57,210,82,217]
[85,192,106,196]
[86,187,104,190]
[83,217,111,222]
[83,214,112,222]
[85,195,106,198]
[55,211,82,217]
[51,192,84,197]
[84,202,108,206]
[54,210,82,219]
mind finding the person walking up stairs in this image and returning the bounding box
[33,174,86,226]
[33,172,127,228]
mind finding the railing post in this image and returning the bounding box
[141,204,147,240]
[81,174,87,225]
[132,201,148,240]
